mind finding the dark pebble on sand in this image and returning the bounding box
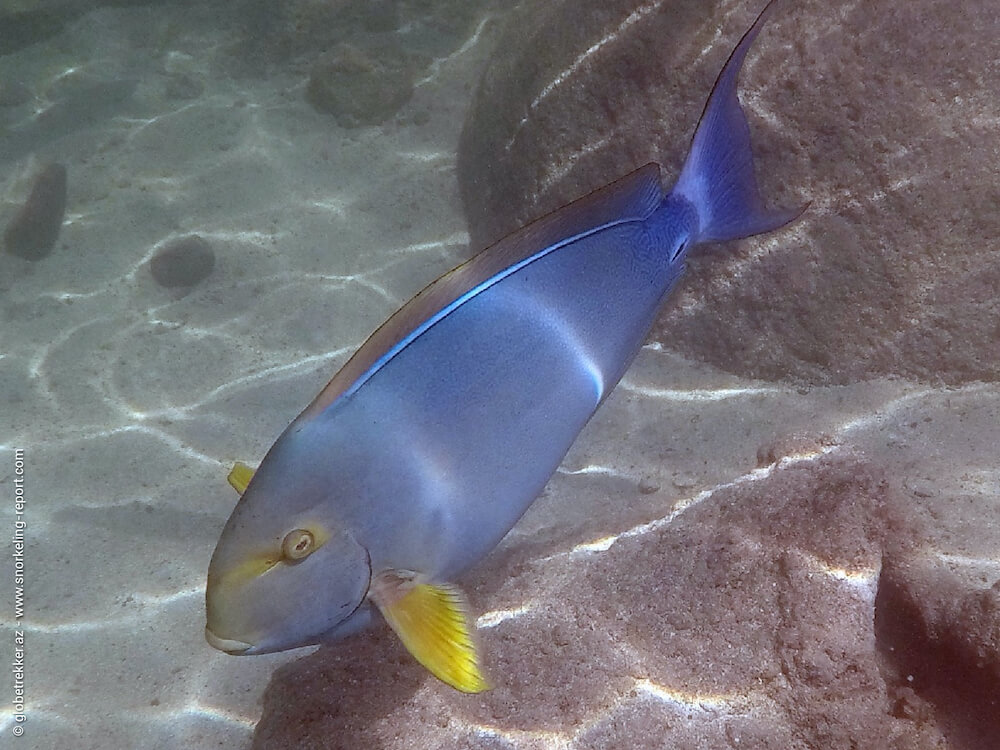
[150,234,216,288]
[4,163,67,260]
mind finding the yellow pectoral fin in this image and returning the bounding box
[226,462,255,495]
[371,570,489,694]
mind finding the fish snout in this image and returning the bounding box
[205,521,373,654]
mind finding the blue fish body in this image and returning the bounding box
[206,0,801,679]
[291,164,671,580]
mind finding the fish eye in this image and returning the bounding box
[281,529,315,562]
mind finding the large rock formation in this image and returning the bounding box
[457,0,1000,385]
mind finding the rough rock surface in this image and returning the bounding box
[252,453,952,749]
[877,555,1000,748]
[457,0,1000,385]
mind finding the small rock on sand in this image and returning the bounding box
[149,234,216,288]
[4,162,67,260]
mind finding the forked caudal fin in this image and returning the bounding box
[672,0,803,244]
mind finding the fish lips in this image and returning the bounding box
[205,602,374,655]
[204,629,253,654]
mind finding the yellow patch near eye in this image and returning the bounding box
[211,524,332,594]
[214,553,280,591]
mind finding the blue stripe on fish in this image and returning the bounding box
[297,163,665,420]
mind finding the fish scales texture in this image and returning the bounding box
[206,0,800,688]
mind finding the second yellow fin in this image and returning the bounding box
[370,570,489,693]
[226,462,255,495]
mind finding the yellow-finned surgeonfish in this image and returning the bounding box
[205,0,802,693]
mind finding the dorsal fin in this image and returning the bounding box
[297,163,663,422]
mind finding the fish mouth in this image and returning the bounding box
[205,627,253,655]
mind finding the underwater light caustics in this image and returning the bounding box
[205,0,803,693]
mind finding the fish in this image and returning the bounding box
[205,0,802,693]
